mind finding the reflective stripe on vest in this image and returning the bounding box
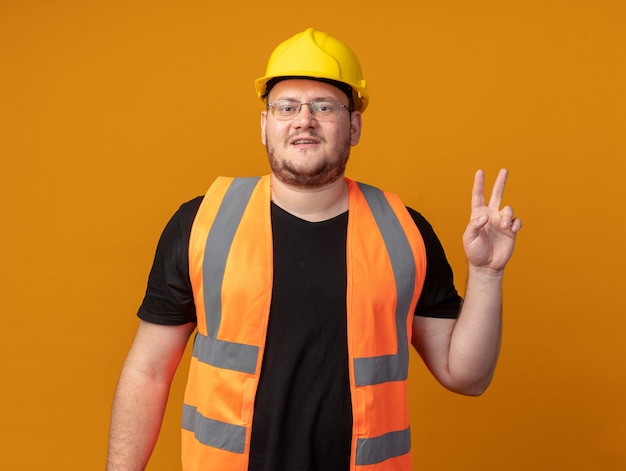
[352,182,416,467]
[196,176,261,375]
[182,177,264,459]
[356,428,412,466]
[353,183,415,387]
[183,176,426,470]
[182,404,246,454]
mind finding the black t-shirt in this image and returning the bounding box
[138,196,462,471]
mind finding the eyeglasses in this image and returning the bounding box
[267,99,349,121]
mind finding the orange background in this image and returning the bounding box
[1,1,625,469]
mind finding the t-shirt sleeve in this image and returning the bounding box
[408,207,463,319]
[137,196,203,325]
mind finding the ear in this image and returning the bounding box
[260,110,267,145]
[350,111,362,146]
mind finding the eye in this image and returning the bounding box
[313,102,336,113]
[275,100,299,114]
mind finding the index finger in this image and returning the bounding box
[471,169,486,209]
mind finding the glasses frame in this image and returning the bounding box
[267,99,349,121]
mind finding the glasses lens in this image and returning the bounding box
[311,101,340,118]
[273,100,300,118]
[269,100,345,121]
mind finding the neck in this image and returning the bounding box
[270,174,349,222]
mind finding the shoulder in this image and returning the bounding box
[178,196,204,224]
[155,196,204,250]
[405,206,437,243]
[170,195,204,231]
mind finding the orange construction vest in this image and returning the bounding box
[182,175,426,470]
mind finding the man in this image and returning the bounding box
[107,28,522,470]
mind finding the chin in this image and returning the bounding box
[268,148,350,189]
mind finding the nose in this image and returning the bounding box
[292,103,317,127]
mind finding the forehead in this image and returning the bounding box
[268,79,347,102]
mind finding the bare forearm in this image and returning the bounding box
[415,169,520,396]
[107,321,194,470]
[448,267,503,394]
[106,367,171,470]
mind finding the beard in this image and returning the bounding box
[266,135,351,189]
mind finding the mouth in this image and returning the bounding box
[290,136,321,146]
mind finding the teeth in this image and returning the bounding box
[294,139,317,144]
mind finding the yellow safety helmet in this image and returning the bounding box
[255,28,369,112]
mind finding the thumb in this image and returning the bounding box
[464,214,489,241]
[471,214,489,230]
